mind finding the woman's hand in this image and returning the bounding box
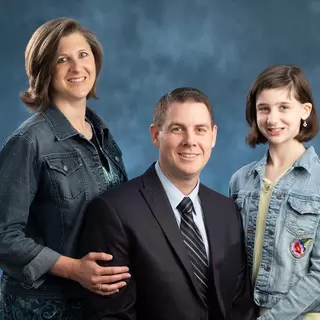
[50,253,131,296]
[72,252,131,295]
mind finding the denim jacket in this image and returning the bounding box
[229,146,320,320]
[0,106,127,298]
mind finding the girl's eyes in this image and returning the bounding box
[258,107,269,112]
[257,105,289,112]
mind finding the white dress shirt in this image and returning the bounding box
[154,161,209,258]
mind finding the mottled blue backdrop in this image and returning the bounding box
[1,1,320,192]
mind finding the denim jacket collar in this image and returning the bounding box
[294,146,317,174]
[85,107,109,135]
[248,146,317,177]
[41,105,109,141]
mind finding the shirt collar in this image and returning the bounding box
[155,161,200,212]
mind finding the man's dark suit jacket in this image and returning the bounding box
[78,164,255,320]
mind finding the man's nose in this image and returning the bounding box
[182,130,197,146]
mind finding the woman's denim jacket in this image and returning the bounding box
[0,106,127,298]
[229,146,320,320]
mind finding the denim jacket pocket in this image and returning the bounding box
[46,154,85,200]
[286,195,320,236]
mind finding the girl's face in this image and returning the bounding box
[256,88,312,148]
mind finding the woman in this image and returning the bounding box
[229,65,320,319]
[0,18,130,319]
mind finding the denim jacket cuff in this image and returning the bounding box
[21,247,61,288]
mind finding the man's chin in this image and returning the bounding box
[178,169,201,180]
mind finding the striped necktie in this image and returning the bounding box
[177,197,208,307]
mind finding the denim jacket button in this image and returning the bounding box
[265,265,271,271]
[269,228,275,235]
[277,193,284,200]
[114,156,120,162]
[63,164,68,172]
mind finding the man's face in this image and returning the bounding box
[150,101,217,186]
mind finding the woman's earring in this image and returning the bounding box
[303,120,307,128]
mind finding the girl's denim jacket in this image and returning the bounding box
[229,146,320,320]
[0,106,127,299]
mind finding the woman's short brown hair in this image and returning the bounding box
[20,17,103,112]
[246,64,319,147]
[153,87,214,128]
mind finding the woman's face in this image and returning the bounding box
[51,32,96,105]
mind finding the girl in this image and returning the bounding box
[229,65,320,319]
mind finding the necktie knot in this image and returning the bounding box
[177,197,193,216]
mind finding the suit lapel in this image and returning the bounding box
[140,165,203,301]
[199,185,226,317]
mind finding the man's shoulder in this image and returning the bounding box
[101,174,143,201]
[199,183,234,206]
[199,184,241,227]
[100,164,159,202]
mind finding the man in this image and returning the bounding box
[78,88,255,319]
